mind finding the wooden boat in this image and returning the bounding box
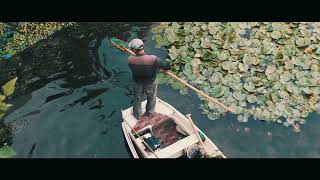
[121,97,226,159]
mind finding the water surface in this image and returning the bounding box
[2,22,320,158]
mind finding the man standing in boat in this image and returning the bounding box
[128,38,171,120]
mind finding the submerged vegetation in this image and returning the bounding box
[153,22,320,132]
[0,22,75,60]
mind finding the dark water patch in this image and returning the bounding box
[107,110,116,119]
[98,115,106,122]
[22,110,41,118]
[89,99,104,110]
[101,129,108,135]
[60,88,109,112]
[45,92,70,104]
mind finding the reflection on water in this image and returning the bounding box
[1,22,320,158]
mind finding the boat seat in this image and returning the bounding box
[149,133,200,158]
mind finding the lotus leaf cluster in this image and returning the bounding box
[152,22,320,132]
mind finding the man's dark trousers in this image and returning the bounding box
[132,80,157,119]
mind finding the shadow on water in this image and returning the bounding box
[1,22,320,158]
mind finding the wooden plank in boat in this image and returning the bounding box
[151,133,200,158]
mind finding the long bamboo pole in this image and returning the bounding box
[161,70,236,113]
[111,39,237,114]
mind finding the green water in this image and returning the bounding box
[2,22,320,158]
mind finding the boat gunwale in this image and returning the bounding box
[121,122,139,158]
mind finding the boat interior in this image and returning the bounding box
[133,113,188,150]
[122,98,215,158]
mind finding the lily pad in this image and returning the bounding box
[233,91,246,101]
[183,63,193,76]
[257,95,267,105]
[261,109,271,119]
[280,71,293,82]
[279,91,290,99]
[251,107,262,117]
[311,64,319,72]
[256,87,267,94]
[152,22,320,129]
[211,85,225,98]
[296,37,311,47]
[265,73,278,82]
[242,115,249,122]
[237,114,243,122]
[271,30,282,39]
[238,63,249,72]
[252,57,260,66]
[265,64,277,74]
[210,72,222,83]
[231,83,243,91]
[217,50,230,61]
[284,61,294,70]
[244,82,256,92]
[192,58,202,75]
[247,94,257,103]
[275,101,286,112]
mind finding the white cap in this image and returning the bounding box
[128,38,144,50]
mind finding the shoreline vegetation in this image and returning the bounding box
[0,22,75,60]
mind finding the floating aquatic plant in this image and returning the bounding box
[153,22,320,132]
